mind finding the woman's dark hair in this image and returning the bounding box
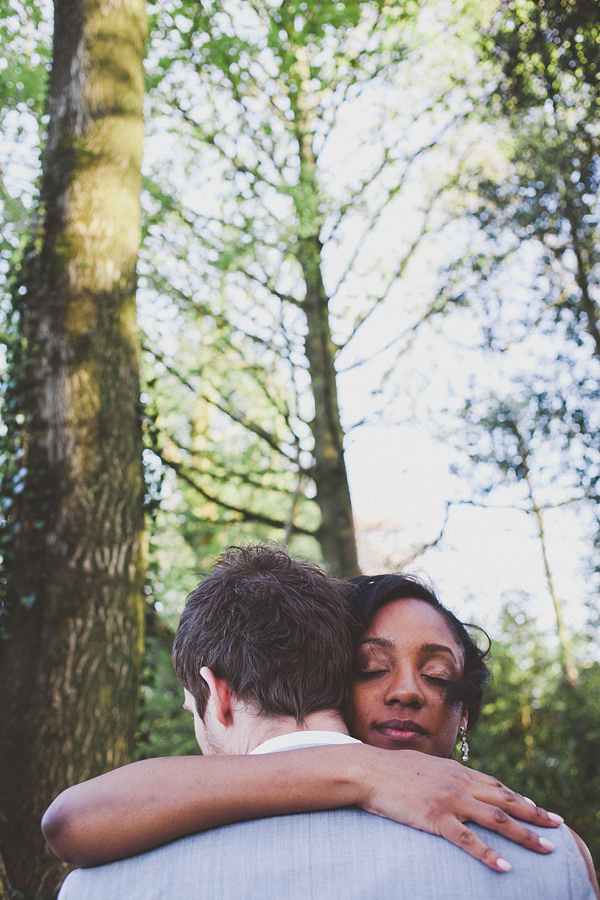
[347,574,491,728]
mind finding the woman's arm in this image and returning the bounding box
[42,744,563,872]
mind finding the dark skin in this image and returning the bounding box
[351,599,470,757]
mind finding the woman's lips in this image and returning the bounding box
[373,720,427,742]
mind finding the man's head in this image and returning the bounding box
[172,544,353,752]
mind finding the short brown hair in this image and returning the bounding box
[172,544,353,722]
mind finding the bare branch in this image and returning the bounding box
[144,343,302,466]
[337,206,453,369]
[402,502,452,563]
[328,113,468,303]
[152,444,316,537]
[237,268,303,308]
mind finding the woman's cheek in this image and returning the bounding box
[350,685,371,735]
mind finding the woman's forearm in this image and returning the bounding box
[41,748,362,866]
[42,744,564,872]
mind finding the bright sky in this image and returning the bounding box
[346,422,590,642]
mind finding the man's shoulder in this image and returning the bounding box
[59,812,595,900]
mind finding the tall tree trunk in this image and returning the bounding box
[299,233,360,577]
[0,1,147,896]
[292,68,359,577]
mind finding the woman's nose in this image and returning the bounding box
[383,668,424,707]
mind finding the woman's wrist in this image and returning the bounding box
[333,742,380,812]
[260,743,376,814]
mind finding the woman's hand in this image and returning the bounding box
[354,744,563,872]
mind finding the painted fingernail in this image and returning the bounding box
[547,812,564,824]
[539,838,555,851]
[497,858,512,872]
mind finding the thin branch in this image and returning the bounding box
[402,502,452,564]
[336,223,453,371]
[152,444,316,537]
[282,473,307,546]
[327,105,467,251]
[143,344,302,466]
[179,112,283,194]
[236,268,302,308]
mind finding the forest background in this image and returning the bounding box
[0,0,598,897]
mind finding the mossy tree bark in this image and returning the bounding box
[0,1,147,895]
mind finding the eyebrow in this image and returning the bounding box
[420,642,462,666]
[358,637,461,666]
[357,637,393,651]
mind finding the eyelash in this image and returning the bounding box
[357,668,388,679]
[357,671,451,685]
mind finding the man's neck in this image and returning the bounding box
[234,709,349,755]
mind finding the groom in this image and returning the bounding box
[57,544,596,899]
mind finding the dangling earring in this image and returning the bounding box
[459,725,469,762]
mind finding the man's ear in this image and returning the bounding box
[200,666,234,727]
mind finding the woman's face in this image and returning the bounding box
[351,597,468,758]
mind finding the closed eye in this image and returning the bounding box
[423,674,451,685]
[356,668,389,679]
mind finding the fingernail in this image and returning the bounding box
[497,858,512,872]
[539,838,555,851]
[547,812,564,824]
[523,796,536,806]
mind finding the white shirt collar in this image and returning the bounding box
[250,731,361,754]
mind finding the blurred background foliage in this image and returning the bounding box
[470,600,600,861]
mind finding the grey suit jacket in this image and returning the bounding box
[58,809,594,899]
